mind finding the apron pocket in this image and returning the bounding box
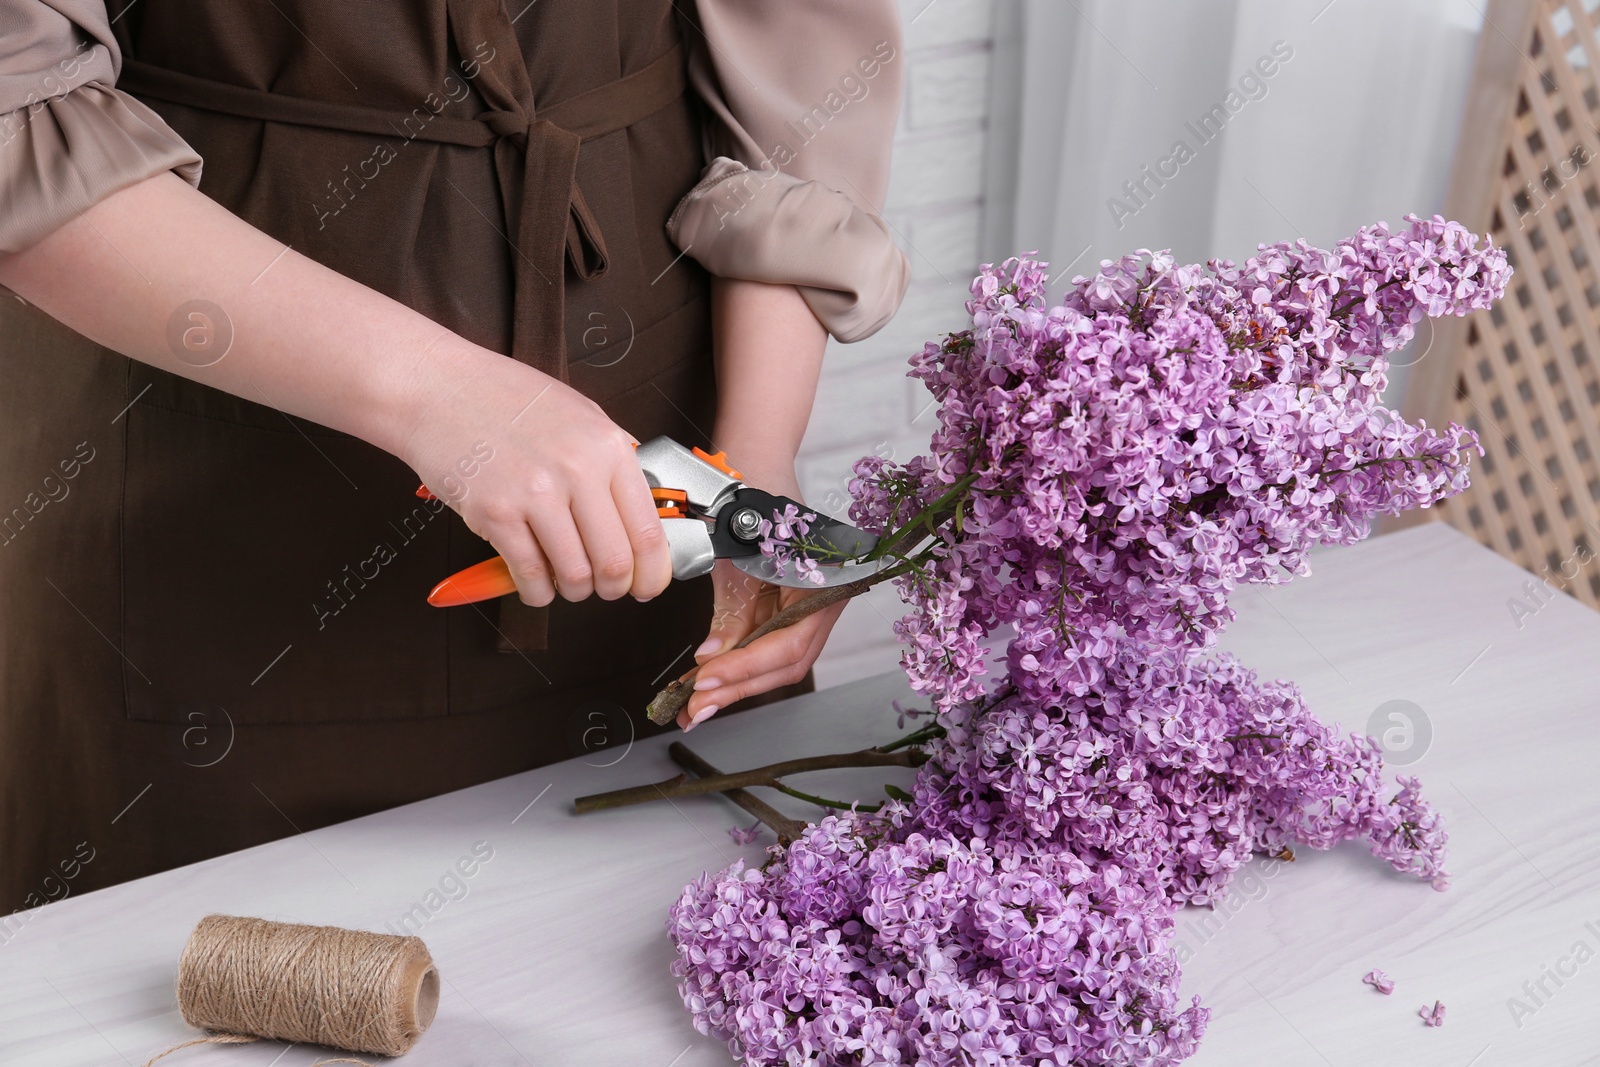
[121,394,453,725]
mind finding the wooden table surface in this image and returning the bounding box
[1,522,1595,1066]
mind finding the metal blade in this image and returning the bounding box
[796,514,880,563]
[712,488,887,588]
[731,552,892,589]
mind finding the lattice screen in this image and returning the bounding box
[1401,0,1600,608]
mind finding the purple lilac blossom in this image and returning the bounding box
[670,807,1206,1065]
[853,216,1503,713]
[892,699,929,730]
[669,216,1507,1065]
[758,503,828,586]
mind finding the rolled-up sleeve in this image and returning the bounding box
[670,0,910,342]
[0,0,201,255]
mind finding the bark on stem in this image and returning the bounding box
[666,742,807,843]
[572,746,926,813]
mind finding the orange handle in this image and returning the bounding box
[427,556,517,607]
[416,483,515,605]
[418,486,690,606]
[418,438,727,607]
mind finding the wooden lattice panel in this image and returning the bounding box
[1402,0,1600,608]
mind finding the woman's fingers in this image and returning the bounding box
[612,464,672,601]
[526,507,593,602]
[571,484,637,602]
[489,522,557,607]
[680,628,830,731]
[677,565,774,729]
[680,598,844,729]
[696,562,775,664]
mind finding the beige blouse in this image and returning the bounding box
[0,0,909,342]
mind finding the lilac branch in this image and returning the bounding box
[572,745,929,813]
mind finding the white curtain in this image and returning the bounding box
[986,0,1487,404]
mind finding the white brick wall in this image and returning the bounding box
[802,0,998,688]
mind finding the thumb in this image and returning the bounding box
[694,561,769,666]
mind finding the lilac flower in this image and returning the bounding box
[1419,1000,1446,1027]
[907,651,1448,903]
[728,821,763,846]
[669,811,1208,1065]
[892,698,929,730]
[1364,969,1395,995]
[667,219,1504,1065]
[853,216,1501,714]
[756,503,828,586]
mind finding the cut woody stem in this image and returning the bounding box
[572,744,929,813]
[665,741,807,843]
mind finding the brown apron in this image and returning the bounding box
[0,0,802,914]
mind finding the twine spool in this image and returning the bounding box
[172,914,439,1058]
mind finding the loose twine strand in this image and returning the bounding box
[140,915,438,1067]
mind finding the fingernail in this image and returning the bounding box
[694,636,723,658]
[686,704,718,730]
[693,676,721,692]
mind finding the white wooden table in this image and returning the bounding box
[1,523,1595,1066]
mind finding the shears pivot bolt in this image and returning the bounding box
[729,506,765,542]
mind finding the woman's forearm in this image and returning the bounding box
[0,170,478,458]
[0,177,831,497]
[0,169,677,605]
[686,278,841,726]
[708,277,828,495]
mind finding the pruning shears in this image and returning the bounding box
[421,436,885,606]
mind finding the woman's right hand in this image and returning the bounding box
[399,349,673,607]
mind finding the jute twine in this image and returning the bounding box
[141,914,439,1066]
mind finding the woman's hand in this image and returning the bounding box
[677,557,848,730]
[400,355,673,606]
[675,460,846,730]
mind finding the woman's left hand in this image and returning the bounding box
[677,557,848,730]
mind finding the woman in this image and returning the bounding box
[0,0,908,912]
